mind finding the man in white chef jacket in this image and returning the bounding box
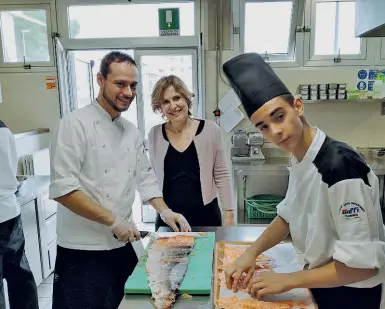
[0,120,39,309]
[49,51,191,309]
[222,53,385,309]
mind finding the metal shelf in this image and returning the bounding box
[303,99,384,104]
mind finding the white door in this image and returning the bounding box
[134,49,199,142]
[54,37,73,117]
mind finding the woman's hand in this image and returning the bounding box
[223,210,235,226]
[247,272,294,299]
[160,209,192,232]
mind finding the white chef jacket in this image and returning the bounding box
[49,101,163,250]
[0,120,20,224]
[277,128,385,289]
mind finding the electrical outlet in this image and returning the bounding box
[381,102,385,115]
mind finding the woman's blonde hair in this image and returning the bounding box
[151,75,195,116]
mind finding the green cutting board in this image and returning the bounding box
[124,232,215,295]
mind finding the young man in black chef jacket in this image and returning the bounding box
[222,53,384,309]
[0,120,39,309]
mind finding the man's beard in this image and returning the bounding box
[102,89,132,112]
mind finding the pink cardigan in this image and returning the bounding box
[148,120,234,211]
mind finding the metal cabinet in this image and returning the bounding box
[20,199,43,286]
[41,190,57,220]
[47,240,57,273]
[38,188,58,279]
[42,214,57,276]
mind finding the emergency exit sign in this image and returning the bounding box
[158,8,180,36]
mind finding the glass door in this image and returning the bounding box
[55,37,73,117]
[72,56,94,109]
[134,49,198,141]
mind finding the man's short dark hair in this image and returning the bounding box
[280,94,295,106]
[100,51,137,78]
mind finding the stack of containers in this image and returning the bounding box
[299,84,310,99]
[328,83,347,99]
[298,83,347,100]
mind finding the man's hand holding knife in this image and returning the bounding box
[109,217,141,242]
[110,208,191,243]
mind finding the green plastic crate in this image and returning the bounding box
[245,194,284,219]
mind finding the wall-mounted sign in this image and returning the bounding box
[46,76,57,90]
[158,8,180,36]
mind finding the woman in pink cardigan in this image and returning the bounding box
[148,75,235,231]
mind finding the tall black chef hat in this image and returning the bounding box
[222,53,292,118]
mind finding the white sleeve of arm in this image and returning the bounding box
[135,134,163,203]
[49,118,86,199]
[0,129,18,192]
[213,125,234,211]
[329,178,385,269]
[276,198,289,223]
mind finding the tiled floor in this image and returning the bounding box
[38,274,53,309]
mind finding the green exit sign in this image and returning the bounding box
[158,8,180,36]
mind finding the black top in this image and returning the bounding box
[162,120,205,210]
[155,120,222,229]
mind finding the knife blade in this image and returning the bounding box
[140,231,150,238]
[113,231,151,241]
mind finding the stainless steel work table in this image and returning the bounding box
[232,157,385,225]
[118,226,276,309]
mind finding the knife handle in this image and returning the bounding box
[113,231,148,241]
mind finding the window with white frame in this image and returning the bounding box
[310,0,364,61]
[240,0,300,62]
[67,2,194,39]
[55,0,202,139]
[0,4,53,66]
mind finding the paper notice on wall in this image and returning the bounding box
[46,76,57,90]
[218,89,242,112]
[219,106,245,133]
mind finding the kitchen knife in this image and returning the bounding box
[113,231,151,241]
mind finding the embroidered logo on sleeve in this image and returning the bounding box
[339,202,365,219]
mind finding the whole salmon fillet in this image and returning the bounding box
[146,235,195,309]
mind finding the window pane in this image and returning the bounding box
[68,3,194,39]
[314,1,361,56]
[139,54,193,138]
[0,9,50,62]
[74,58,93,109]
[314,3,336,55]
[244,1,293,55]
[337,2,360,55]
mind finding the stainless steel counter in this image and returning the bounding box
[232,157,385,224]
[118,226,273,309]
[13,128,49,139]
